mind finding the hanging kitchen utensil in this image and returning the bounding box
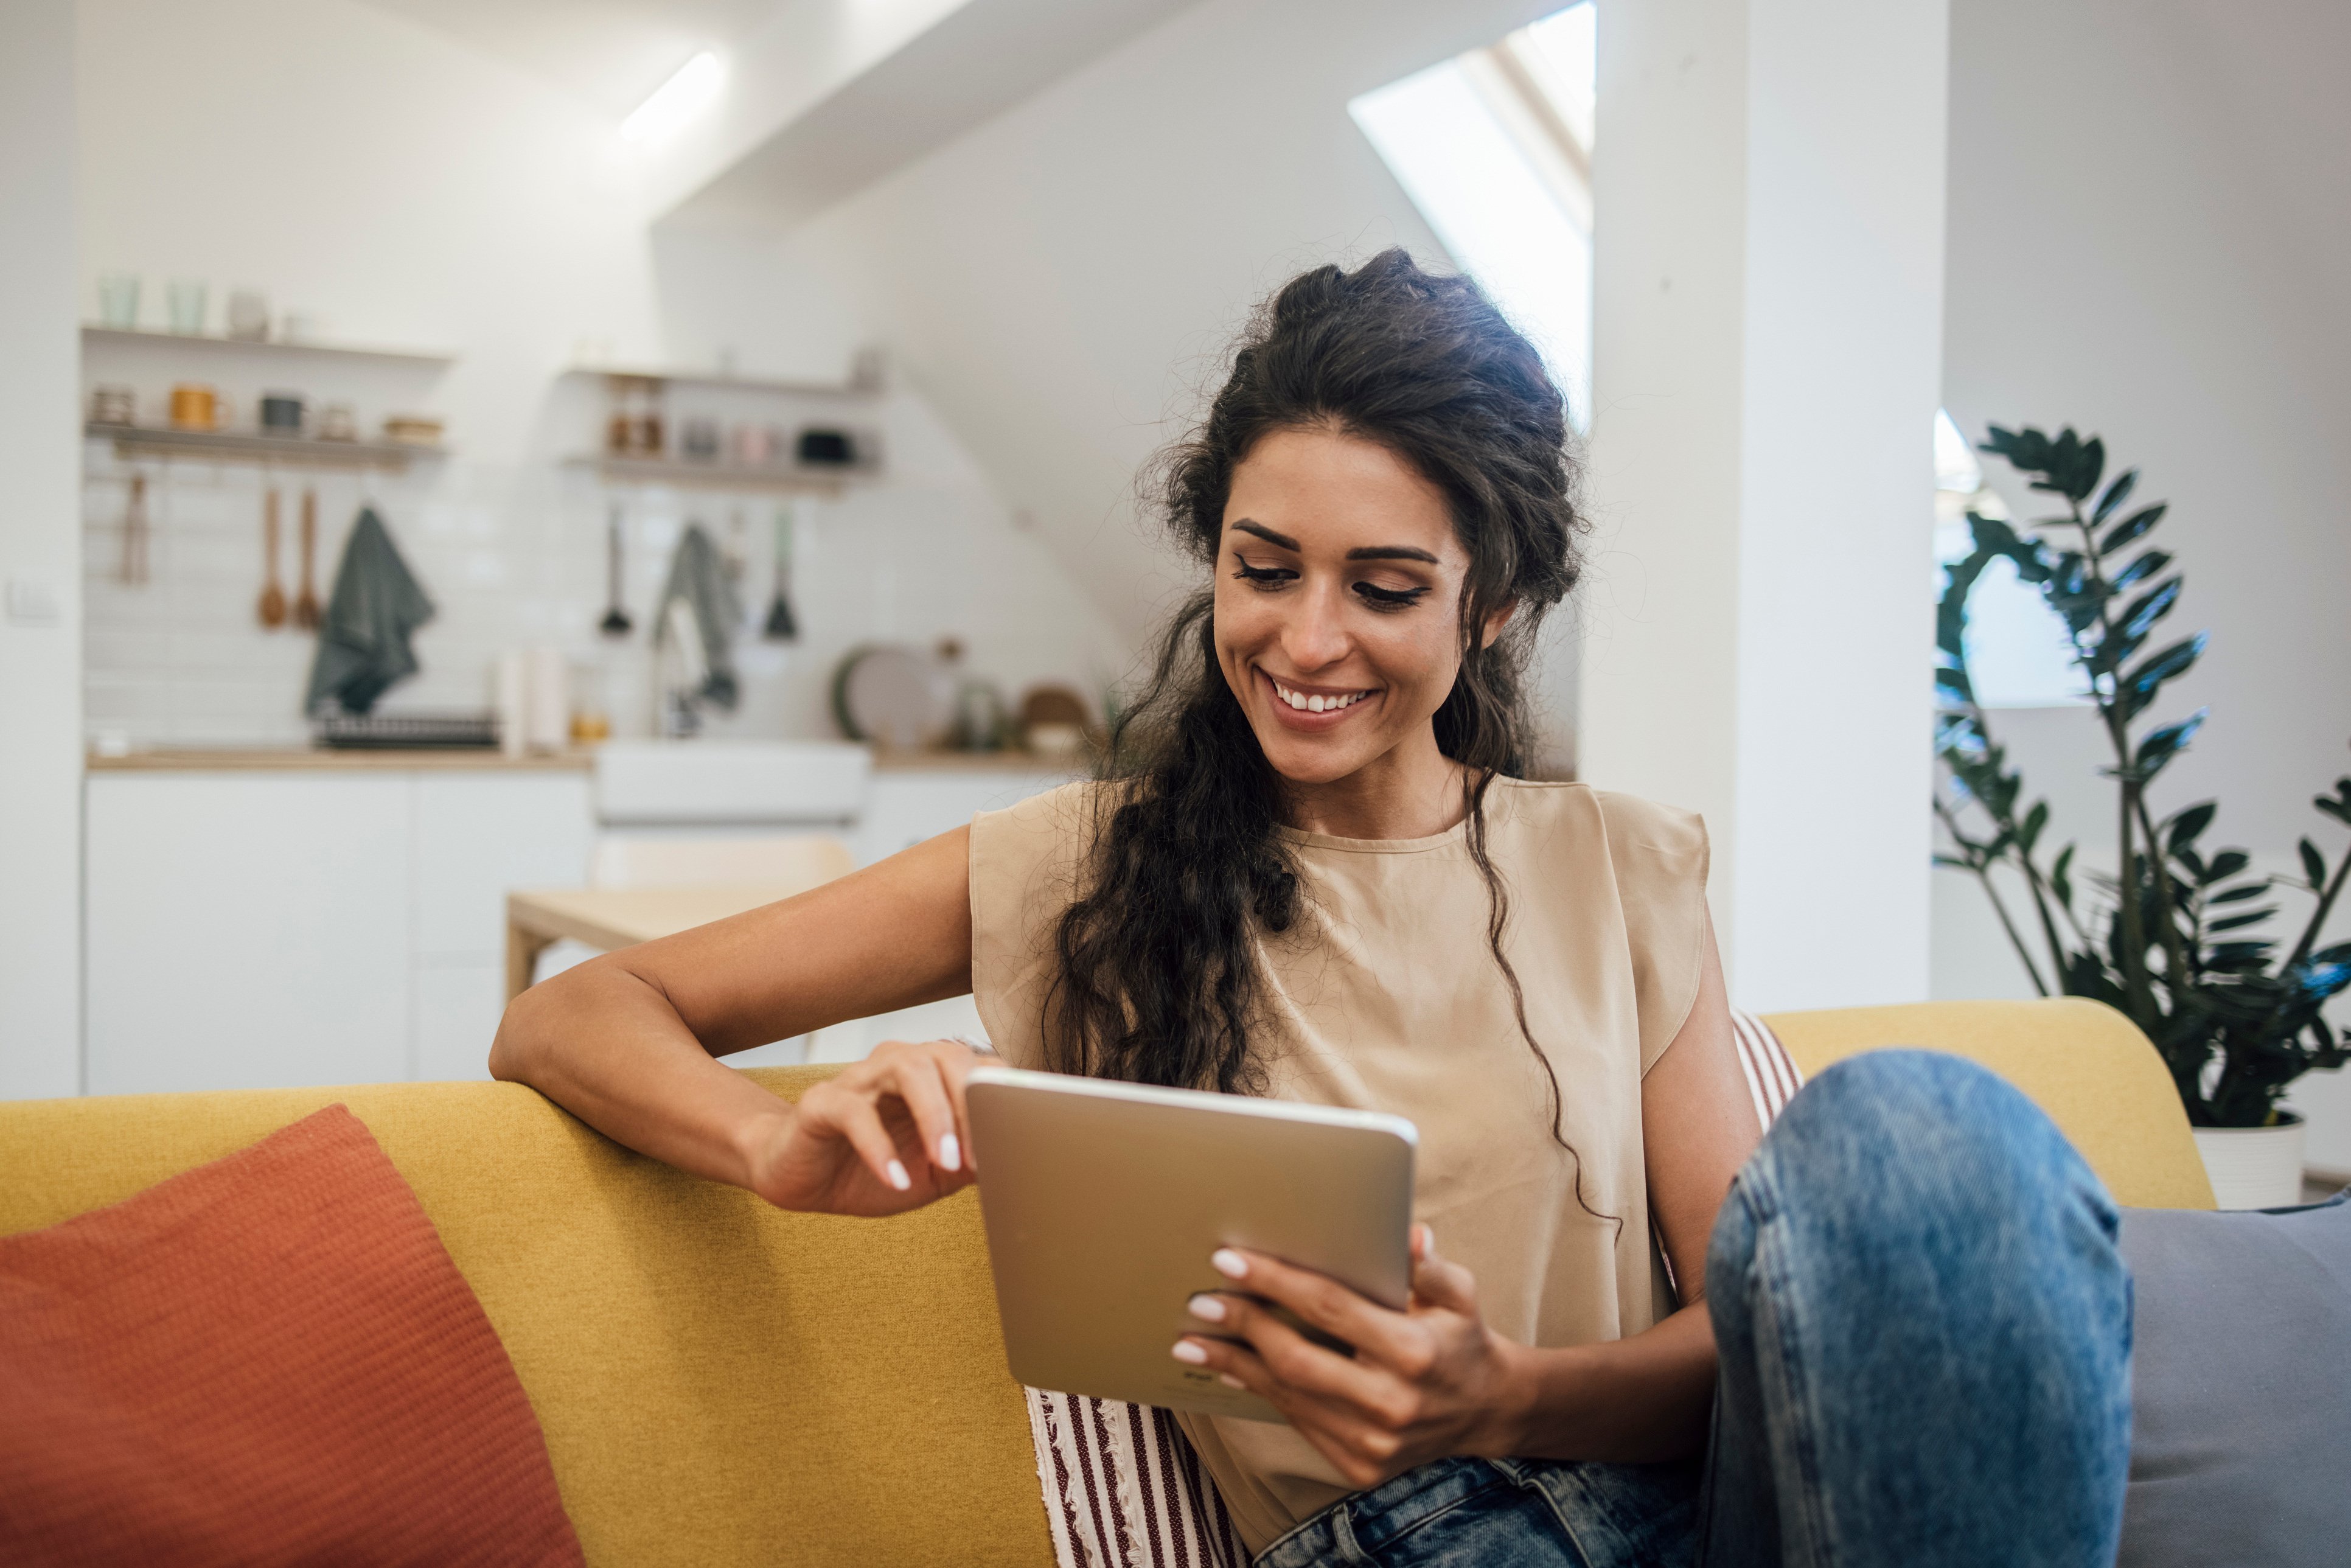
[599,503,632,637]
[762,504,798,641]
[119,473,149,586]
[257,487,287,629]
[292,486,321,631]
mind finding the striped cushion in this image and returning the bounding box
[1731,1009,1805,1130]
[1021,1010,1806,1567]
[1025,1387,1249,1568]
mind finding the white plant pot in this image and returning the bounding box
[2192,1112,2307,1210]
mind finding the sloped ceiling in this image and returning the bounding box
[779,0,1566,642]
[357,0,780,116]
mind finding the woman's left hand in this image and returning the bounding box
[1174,1225,1533,1490]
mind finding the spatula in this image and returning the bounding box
[599,504,633,638]
[762,504,798,641]
[291,487,321,631]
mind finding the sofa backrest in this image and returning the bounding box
[1763,997,2216,1209]
[0,1068,1050,1567]
[0,998,2214,1564]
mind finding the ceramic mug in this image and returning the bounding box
[169,383,229,431]
[226,290,271,342]
[260,392,306,434]
[89,385,136,426]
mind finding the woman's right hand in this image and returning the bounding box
[744,1037,984,1216]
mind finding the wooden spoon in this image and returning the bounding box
[257,488,287,629]
[292,487,321,631]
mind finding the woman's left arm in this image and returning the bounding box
[1177,915,1758,1490]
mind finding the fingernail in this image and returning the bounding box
[1171,1340,1208,1365]
[1187,1293,1227,1323]
[939,1133,961,1173]
[1211,1248,1248,1280]
[1218,1374,1245,1389]
[886,1159,911,1191]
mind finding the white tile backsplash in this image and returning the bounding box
[82,391,1132,749]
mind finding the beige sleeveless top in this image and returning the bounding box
[967,778,1710,1553]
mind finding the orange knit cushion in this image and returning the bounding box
[0,1105,582,1567]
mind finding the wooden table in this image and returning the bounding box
[505,883,803,999]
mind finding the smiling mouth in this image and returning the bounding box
[1261,669,1376,716]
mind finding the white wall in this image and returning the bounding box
[1937,0,2351,1164]
[0,0,83,1099]
[75,0,1126,750]
[1578,0,1949,1011]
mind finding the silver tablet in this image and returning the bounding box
[966,1064,1418,1423]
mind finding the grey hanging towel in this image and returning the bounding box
[304,506,435,716]
[655,522,743,711]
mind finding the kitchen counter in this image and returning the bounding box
[866,747,1089,773]
[88,747,594,772]
[89,745,1083,774]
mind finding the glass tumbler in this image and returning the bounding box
[96,273,141,329]
[165,279,208,335]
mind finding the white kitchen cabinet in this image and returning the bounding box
[86,773,415,1095]
[83,759,1062,1095]
[413,960,507,1082]
[853,767,1074,866]
[85,767,592,1095]
[413,774,594,960]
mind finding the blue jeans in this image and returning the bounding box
[1254,1051,2134,1568]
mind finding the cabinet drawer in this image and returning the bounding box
[86,773,413,1095]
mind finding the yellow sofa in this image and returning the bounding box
[0,999,2213,1565]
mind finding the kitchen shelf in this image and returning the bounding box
[563,454,870,494]
[86,423,448,469]
[560,364,881,399]
[82,324,456,368]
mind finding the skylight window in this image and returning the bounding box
[1350,2,1595,428]
[1519,4,1597,154]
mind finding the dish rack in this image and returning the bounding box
[313,711,500,750]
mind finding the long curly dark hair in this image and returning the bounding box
[1046,249,1587,1144]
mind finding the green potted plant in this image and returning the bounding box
[1934,425,2351,1207]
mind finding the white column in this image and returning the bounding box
[1580,0,1948,1012]
[0,0,82,1096]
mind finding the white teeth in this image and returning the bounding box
[1273,679,1364,714]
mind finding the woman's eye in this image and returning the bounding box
[1353,582,1429,611]
[1233,562,1296,587]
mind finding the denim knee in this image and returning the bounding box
[1741,1050,2114,1241]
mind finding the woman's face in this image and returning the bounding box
[1214,424,1489,789]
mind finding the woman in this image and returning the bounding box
[493,252,2132,1567]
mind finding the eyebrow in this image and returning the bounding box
[1228,519,1440,565]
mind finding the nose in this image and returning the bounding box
[1281,580,1351,672]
